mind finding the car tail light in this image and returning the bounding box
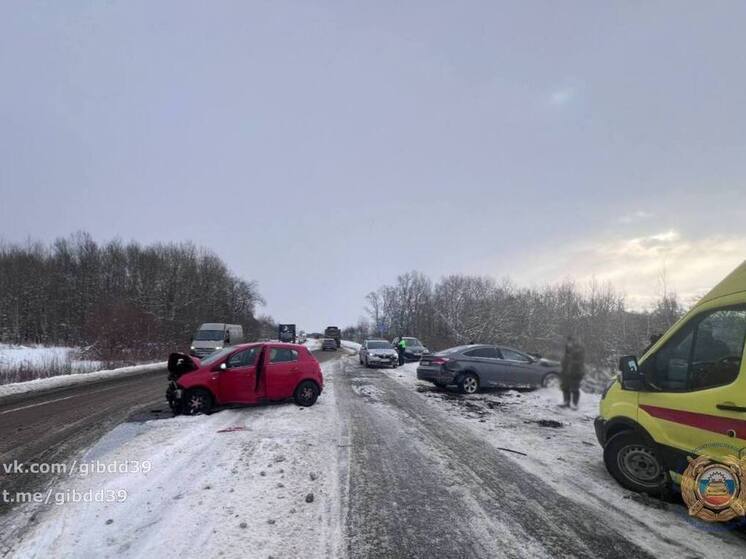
[429,357,449,366]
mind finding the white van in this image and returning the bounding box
[190,323,244,359]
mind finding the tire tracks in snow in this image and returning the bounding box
[338,356,659,558]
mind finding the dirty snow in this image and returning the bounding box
[6,359,345,559]
[349,380,385,403]
[383,362,746,557]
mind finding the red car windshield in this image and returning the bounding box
[200,347,233,366]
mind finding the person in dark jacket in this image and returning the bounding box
[559,335,585,410]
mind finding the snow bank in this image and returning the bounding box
[0,344,103,371]
[0,343,113,388]
[8,359,345,558]
[0,344,74,367]
[340,340,361,351]
[0,362,166,399]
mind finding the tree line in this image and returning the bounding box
[345,271,684,372]
[0,233,274,361]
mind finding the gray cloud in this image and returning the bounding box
[1,2,745,328]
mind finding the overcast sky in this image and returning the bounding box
[1,1,745,331]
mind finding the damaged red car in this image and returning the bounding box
[166,342,323,414]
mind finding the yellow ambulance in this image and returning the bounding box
[595,261,746,494]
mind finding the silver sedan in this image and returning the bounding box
[359,339,399,368]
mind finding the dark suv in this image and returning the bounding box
[392,337,429,362]
[321,338,338,351]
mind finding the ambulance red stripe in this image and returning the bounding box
[640,404,746,439]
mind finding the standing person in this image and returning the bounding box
[397,337,406,366]
[559,335,585,410]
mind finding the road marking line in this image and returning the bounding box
[0,395,77,415]
[0,382,142,416]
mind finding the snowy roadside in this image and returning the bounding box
[340,340,361,352]
[0,362,166,399]
[0,344,99,370]
[382,363,746,556]
[6,358,346,559]
[0,343,106,386]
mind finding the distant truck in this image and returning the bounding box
[190,323,243,359]
[324,326,341,348]
[278,324,297,343]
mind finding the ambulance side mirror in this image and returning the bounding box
[619,355,644,391]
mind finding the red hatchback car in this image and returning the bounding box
[166,342,323,414]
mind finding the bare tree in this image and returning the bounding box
[0,233,267,360]
[351,271,685,368]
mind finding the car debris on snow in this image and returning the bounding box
[526,419,564,428]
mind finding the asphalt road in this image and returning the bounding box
[336,356,704,559]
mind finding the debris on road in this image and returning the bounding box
[526,419,564,428]
[217,426,249,433]
[496,447,528,456]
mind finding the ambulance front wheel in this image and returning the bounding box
[603,431,668,496]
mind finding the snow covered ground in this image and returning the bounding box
[0,344,103,376]
[0,343,166,397]
[382,362,745,556]
[381,362,609,493]
[7,350,743,558]
[383,361,602,460]
[0,343,112,388]
[0,362,166,399]
[6,358,346,559]
[340,340,361,352]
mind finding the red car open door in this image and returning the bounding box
[264,346,302,400]
[216,346,262,404]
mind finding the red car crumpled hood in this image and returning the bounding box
[168,352,202,380]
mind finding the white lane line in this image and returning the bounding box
[0,394,77,415]
[0,382,137,416]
